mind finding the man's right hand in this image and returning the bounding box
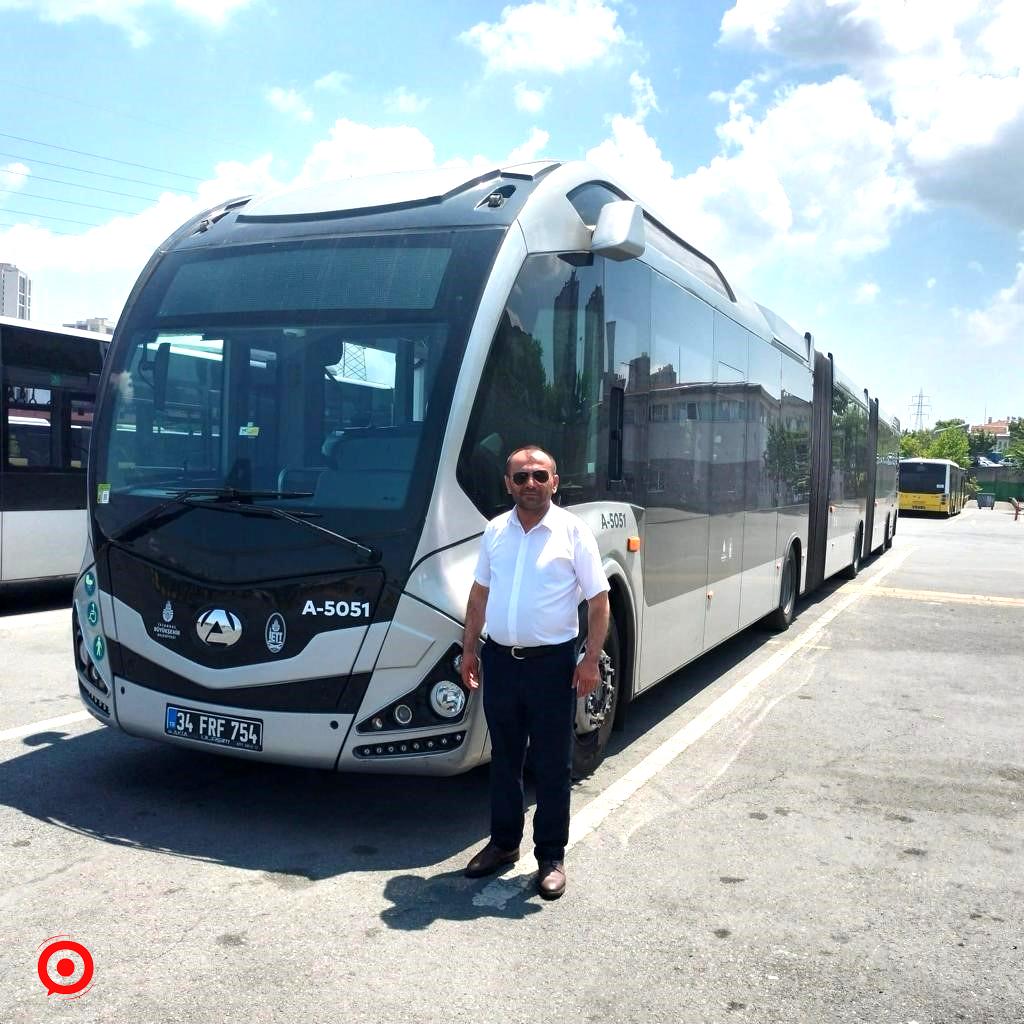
[460,651,481,690]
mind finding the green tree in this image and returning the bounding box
[1004,417,1024,468]
[900,429,930,458]
[934,417,967,431]
[968,428,997,459]
[928,428,969,467]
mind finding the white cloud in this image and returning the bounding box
[0,0,253,46]
[855,281,880,303]
[718,0,1024,229]
[460,0,626,75]
[314,71,352,92]
[506,127,550,164]
[588,75,917,281]
[171,0,252,26]
[513,82,551,114]
[296,120,436,186]
[266,86,313,123]
[386,87,430,116]
[926,277,936,288]
[629,71,658,121]
[0,161,31,200]
[965,262,1024,347]
[0,152,277,323]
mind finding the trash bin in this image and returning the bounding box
[977,492,995,509]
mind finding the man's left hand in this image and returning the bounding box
[573,658,600,698]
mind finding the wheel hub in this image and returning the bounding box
[575,649,615,735]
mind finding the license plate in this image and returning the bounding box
[164,704,263,752]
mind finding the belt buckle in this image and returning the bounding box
[510,646,526,660]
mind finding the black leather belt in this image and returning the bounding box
[486,639,575,661]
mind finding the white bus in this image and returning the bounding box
[1,316,108,585]
[73,162,897,776]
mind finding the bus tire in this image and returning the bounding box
[842,527,862,580]
[765,545,798,631]
[571,615,621,780]
[883,516,893,550]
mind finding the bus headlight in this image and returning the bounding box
[430,681,466,719]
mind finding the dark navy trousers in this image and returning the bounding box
[480,639,577,863]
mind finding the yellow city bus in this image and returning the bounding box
[898,458,967,516]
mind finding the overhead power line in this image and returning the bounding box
[0,166,169,203]
[0,77,249,154]
[0,187,145,216]
[0,131,205,183]
[0,219,73,235]
[0,149,197,194]
[0,206,101,227]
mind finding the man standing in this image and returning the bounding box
[460,445,610,900]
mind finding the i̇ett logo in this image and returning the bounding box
[196,608,243,647]
[36,935,94,999]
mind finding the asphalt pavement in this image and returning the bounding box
[1,503,1021,1023]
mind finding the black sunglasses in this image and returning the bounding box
[510,469,551,485]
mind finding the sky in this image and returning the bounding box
[0,0,1021,429]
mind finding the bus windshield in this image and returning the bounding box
[91,228,501,574]
[899,461,947,493]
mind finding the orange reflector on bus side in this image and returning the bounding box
[627,536,641,552]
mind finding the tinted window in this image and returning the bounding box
[567,182,626,227]
[832,386,868,501]
[650,273,713,515]
[746,338,782,510]
[779,353,812,505]
[458,254,605,516]
[605,258,651,506]
[2,329,102,473]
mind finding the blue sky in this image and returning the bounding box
[1,0,1021,429]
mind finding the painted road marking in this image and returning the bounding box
[863,586,1024,608]
[0,711,92,744]
[474,546,917,908]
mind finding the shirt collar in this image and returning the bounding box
[510,503,556,534]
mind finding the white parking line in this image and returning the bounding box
[474,546,916,907]
[0,711,93,743]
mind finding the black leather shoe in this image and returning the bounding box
[537,860,566,899]
[465,842,520,878]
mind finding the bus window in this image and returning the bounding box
[458,253,605,515]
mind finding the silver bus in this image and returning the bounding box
[73,161,897,776]
[1,316,108,585]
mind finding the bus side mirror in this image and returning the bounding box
[153,342,170,412]
[591,201,646,261]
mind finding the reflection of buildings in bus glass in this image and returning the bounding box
[611,354,812,510]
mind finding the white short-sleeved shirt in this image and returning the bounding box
[473,502,609,647]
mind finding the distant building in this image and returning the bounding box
[63,317,114,335]
[0,262,31,319]
[969,417,1012,453]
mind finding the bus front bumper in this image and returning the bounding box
[90,676,488,776]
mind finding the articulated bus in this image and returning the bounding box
[72,161,898,777]
[1,316,108,585]
[899,458,967,516]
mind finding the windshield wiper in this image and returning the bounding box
[199,500,381,564]
[107,487,313,543]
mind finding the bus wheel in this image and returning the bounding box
[766,546,798,631]
[842,528,862,580]
[572,616,620,780]
[884,516,893,550]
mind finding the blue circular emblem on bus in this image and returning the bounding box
[87,602,99,627]
[92,635,105,661]
[84,572,96,595]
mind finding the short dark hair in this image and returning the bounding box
[505,445,557,476]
